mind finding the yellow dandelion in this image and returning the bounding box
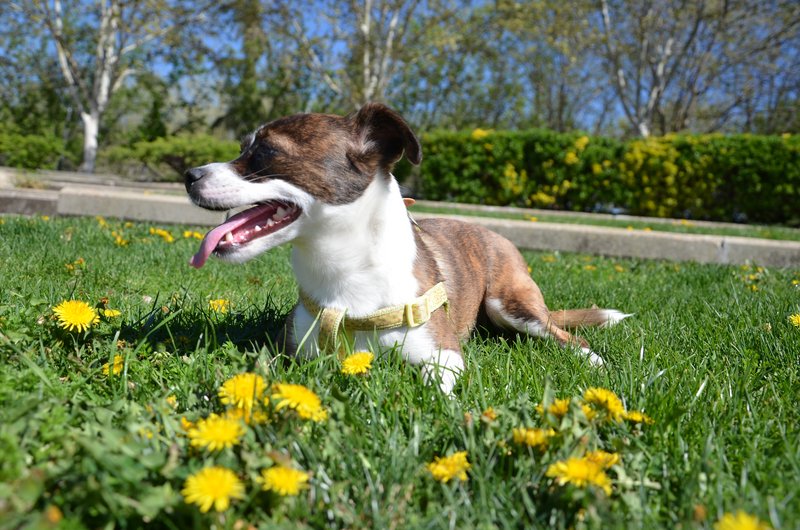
[426,451,471,483]
[225,405,269,425]
[218,372,267,413]
[271,383,328,422]
[149,227,175,243]
[341,351,374,375]
[182,466,245,513]
[623,410,655,425]
[259,465,310,496]
[541,254,557,263]
[44,505,63,524]
[209,298,230,313]
[166,395,178,409]
[580,403,598,421]
[53,300,99,333]
[180,416,195,432]
[187,413,245,452]
[714,511,772,530]
[614,265,626,273]
[583,387,625,421]
[546,457,612,495]
[183,230,204,240]
[788,313,800,328]
[585,450,621,469]
[96,216,108,228]
[102,355,124,376]
[537,398,571,419]
[481,407,498,422]
[103,308,121,318]
[583,264,597,271]
[526,216,538,222]
[512,427,556,449]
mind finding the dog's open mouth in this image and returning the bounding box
[190,201,301,268]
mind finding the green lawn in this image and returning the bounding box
[1,214,798,529]
[411,204,800,242]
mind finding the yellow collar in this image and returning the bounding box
[299,282,449,356]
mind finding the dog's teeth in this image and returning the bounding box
[274,206,287,220]
[225,232,234,243]
[254,225,262,232]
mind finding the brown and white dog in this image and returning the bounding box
[184,103,629,393]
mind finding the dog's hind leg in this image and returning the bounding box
[483,256,610,365]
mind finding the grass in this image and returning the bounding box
[411,204,800,242]
[1,214,798,529]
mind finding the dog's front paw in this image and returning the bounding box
[419,349,464,395]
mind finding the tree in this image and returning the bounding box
[9,0,210,172]
[595,0,800,137]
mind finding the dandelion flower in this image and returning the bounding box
[426,451,470,483]
[259,465,310,496]
[714,511,771,530]
[788,313,800,328]
[623,410,655,425]
[512,427,556,449]
[537,398,571,419]
[583,387,625,421]
[182,466,245,513]
[218,372,267,413]
[341,351,374,375]
[580,403,598,421]
[103,308,121,318]
[187,413,245,452]
[585,450,621,469]
[102,354,124,376]
[209,298,230,314]
[53,300,99,333]
[546,457,612,495]
[481,407,498,422]
[271,383,328,422]
[225,405,269,425]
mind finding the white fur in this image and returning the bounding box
[597,309,633,327]
[485,298,549,337]
[194,165,459,390]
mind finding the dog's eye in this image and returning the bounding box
[249,144,277,170]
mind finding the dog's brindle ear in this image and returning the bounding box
[349,103,422,174]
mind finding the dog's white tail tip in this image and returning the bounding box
[599,310,633,327]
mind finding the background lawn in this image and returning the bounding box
[0,214,798,529]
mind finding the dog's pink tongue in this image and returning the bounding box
[190,223,234,268]
[189,205,273,268]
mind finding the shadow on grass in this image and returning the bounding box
[117,292,293,356]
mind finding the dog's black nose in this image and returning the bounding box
[184,167,205,190]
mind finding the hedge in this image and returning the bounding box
[419,129,800,224]
[0,132,67,170]
[103,135,239,180]
[4,129,797,224]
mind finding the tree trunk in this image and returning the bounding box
[79,111,99,173]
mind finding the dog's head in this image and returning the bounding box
[185,103,421,268]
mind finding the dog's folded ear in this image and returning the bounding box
[349,103,422,174]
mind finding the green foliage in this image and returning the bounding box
[418,130,800,224]
[1,215,798,528]
[103,135,239,181]
[0,132,68,169]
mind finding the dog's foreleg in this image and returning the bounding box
[419,349,464,395]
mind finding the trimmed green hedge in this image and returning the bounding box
[419,129,800,224]
[0,132,67,170]
[6,129,797,224]
[103,135,239,180]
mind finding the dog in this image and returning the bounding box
[184,103,629,394]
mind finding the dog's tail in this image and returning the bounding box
[549,308,632,329]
